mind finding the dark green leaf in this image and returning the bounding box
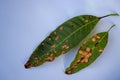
[65,25,115,74]
[24,14,118,69]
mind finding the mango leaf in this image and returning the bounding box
[65,25,115,74]
[24,14,118,69]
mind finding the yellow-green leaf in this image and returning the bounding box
[65,25,115,74]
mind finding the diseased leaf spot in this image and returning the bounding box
[95,42,99,46]
[71,65,78,69]
[76,59,81,63]
[85,53,92,58]
[55,36,59,40]
[61,50,65,54]
[62,45,69,49]
[98,49,103,53]
[86,47,91,52]
[54,50,57,53]
[34,57,39,60]
[81,58,88,63]
[53,31,57,35]
[59,26,64,30]
[45,54,55,62]
[85,20,89,22]
[83,40,87,45]
[50,53,54,57]
[48,38,51,41]
[65,70,72,74]
[89,16,93,18]
[92,37,96,42]
[45,57,53,61]
[48,36,51,41]
[94,34,101,40]
[24,61,33,69]
[51,44,56,48]
[96,35,101,39]
[42,42,44,45]
[78,50,83,55]
[34,57,39,64]
[78,50,92,63]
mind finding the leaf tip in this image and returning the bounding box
[109,13,119,16]
[24,62,32,69]
[65,70,72,75]
[99,13,119,19]
[108,24,115,32]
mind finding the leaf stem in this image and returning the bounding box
[99,13,119,19]
[107,24,115,32]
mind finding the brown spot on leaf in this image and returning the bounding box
[55,36,59,40]
[54,31,57,35]
[99,49,103,53]
[65,70,72,74]
[89,16,93,18]
[92,37,96,42]
[71,65,78,69]
[48,38,51,41]
[34,57,39,60]
[83,40,87,45]
[96,35,101,39]
[94,34,101,40]
[66,46,69,49]
[34,57,39,64]
[48,36,52,41]
[42,42,44,45]
[59,26,64,30]
[45,57,54,62]
[86,47,91,52]
[62,45,69,49]
[61,50,65,54]
[95,42,99,46]
[78,51,92,63]
[51,44,56,48]
[85,53,92,58]
[84,58,88,63]
[78,50,83,55]
[82,51,88,56]
[81,59,84,63]
[24,61,32,69]
[76,59,81,63]
[50,53,54,57]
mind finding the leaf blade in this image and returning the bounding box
[65,31,109,74]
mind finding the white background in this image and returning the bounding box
[0,0,120,80]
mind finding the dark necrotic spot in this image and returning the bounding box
[65,70,72,74]
[95,42,99,47]
[24,61,32,69]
